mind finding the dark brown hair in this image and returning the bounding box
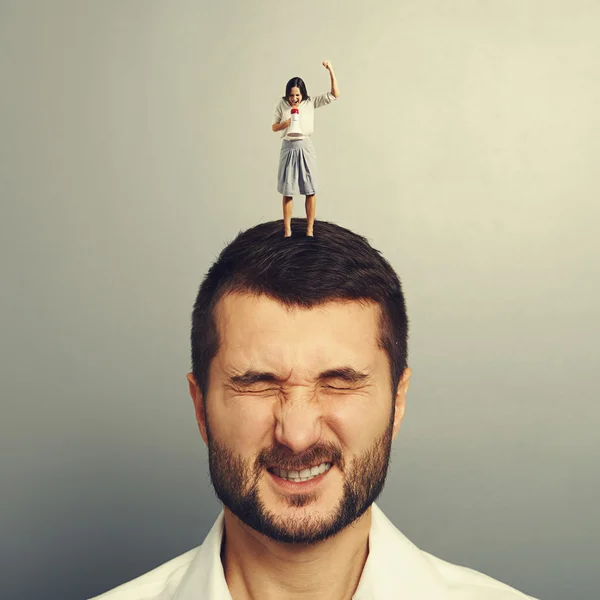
[191,218,408,400]
[283,77,310,103]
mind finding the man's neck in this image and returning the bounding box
[221,509,372,600]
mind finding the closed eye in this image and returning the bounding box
[233,385,279,394]
[321,384,359,391]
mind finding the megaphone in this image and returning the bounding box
[287,108,303,137]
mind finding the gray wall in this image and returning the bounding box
[1,2,598,599]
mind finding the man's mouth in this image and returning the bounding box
[268,462,332,482]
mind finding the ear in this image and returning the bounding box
[392,368,411,440]
[187,373,209,446]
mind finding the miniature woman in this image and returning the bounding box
[272,61,339,237]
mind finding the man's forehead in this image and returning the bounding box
[212,292,384,372]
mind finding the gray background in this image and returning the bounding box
[1,1,599,599]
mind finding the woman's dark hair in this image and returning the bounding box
[191,218,408,402]
[282,77,310,103]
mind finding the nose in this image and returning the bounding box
[274,392,322,454]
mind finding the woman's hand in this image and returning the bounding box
[272,118,291,133]
[322,60,333,71]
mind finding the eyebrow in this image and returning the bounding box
[228,366,371,386]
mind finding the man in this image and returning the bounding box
[92,218,538,600]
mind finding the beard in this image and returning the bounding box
[204,409,395,544]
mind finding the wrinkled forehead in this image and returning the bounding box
[213,292,384,370]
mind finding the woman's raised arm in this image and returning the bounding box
[322,61,339,98]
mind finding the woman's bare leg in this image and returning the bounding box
[305,194,316,236]
[283,196,293,237]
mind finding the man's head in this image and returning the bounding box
[188,218,410,544]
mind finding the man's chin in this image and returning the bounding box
[243,489,347,544]
[250,512,342,545]
[267,499,333,524]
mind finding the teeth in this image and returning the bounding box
[272,463,331,482]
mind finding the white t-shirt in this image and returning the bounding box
[272,91,337,140]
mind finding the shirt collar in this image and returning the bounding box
[173,512,232,600]
[355,503,448,600]
[174,503,448,600]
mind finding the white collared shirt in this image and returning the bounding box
[90,504,538,600]
[272,92,337,140]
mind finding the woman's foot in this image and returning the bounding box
[306,229,314,237]
[284,229,292,238]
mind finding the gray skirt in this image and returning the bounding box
[277,137,318,196]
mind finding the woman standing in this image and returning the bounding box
[272,61,339,237]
